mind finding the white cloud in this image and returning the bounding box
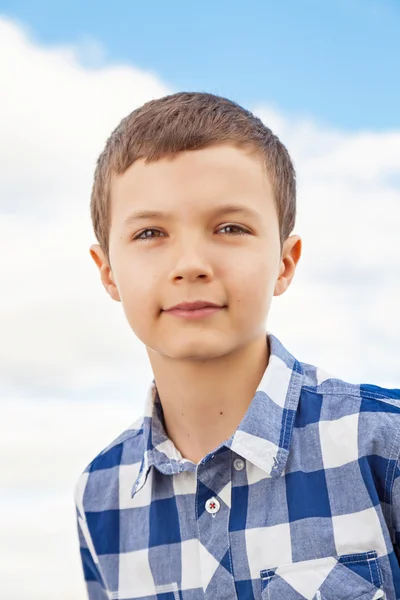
[0,16,399,599]
[0,16,165,405]
[254,105,400,385]
[0,397,139,599]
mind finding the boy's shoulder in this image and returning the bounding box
[298,359,400,455]
[300,358,400,403]
[299,358,400,418]
[74,412,146,516]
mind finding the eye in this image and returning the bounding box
[133,228,164,241]
[132,224,250,242]
[217,224,250,236]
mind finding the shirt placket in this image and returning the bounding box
[195,449,238,600]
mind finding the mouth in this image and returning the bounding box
[163,306,225,319]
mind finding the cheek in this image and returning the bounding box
[116,265,157,318]
[120,289,157,344]
[229,256,273,294]
[222,270,268,322]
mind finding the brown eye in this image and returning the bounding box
[133,228,164,241]
[217,224,250,236]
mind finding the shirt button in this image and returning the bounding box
[205,497,220,515]
[234,458,245,471]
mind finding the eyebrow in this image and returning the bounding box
[121,204,262,227]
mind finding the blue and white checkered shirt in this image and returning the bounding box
[74,332,400,600]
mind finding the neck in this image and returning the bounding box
[147,332,270,464]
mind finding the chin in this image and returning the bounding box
[161,334,236,359]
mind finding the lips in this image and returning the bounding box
[166,301,223,311]
[164,304,224,320]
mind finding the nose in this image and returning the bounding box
[168,240,215,282]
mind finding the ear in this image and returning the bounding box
[274,235,302,297]
[89,244,121,302]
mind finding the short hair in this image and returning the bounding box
[90,91,296,265]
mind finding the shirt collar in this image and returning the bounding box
[132,331,303,497]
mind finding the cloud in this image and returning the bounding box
[0,15,399,599]
[254,105,400,385]
[1,396,139,599]
[0,16,167,405]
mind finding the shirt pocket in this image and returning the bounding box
[260,550,385,599]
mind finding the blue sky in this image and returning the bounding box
[1,0,399,130]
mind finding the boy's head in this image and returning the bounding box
[90,92,301,361]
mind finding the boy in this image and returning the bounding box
[74,91,400,600]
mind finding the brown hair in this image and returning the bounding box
[90,91,296,265]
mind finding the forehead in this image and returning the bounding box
[110,143,274,225]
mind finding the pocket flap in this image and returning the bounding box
[315,560,384,599]
[261,552,384,599]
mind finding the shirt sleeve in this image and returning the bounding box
[75,506,109,600]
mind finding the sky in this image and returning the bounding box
[0,2,399,598]
[1,0,400,130]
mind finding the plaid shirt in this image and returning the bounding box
[74,332,400,600]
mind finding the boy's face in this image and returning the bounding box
[90,143,301,361]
